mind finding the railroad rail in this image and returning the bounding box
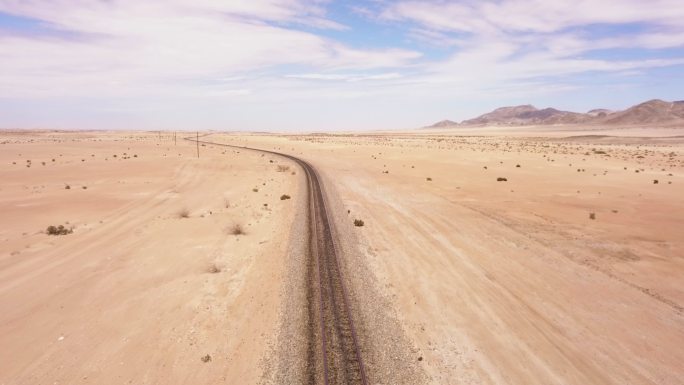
[187,135,368,385]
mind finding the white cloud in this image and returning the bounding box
[382,0,684,34]
[0,0,683,130]
[375,0,684,95]
[0,0,419,98]
[286,72,402,82]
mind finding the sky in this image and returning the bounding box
[0,0,683,131]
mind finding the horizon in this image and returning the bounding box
[1,1,684,131]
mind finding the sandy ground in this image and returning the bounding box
[211,127,684,385]
[2,127,683,385]
[0,131,300,384]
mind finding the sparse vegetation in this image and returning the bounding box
[207,263,221,274]
[178,208,190,218]
[252,187,259,192]
[229,224,245,235]
[426,177,432,181]
[497,177,508,182]
[280,194,291,200]
[354,219,364,227]
[46,225,73,235]
[276,165,290,172]
[201,354,212,363]
[65,184,71,190]
[589,212,596,220]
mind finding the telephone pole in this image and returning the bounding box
[196,131,199,158]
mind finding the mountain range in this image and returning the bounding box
[428,99,684,128]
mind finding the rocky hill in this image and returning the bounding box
[429,99,684,127]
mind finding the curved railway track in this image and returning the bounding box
[188,136,368,385]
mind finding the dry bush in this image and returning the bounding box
[229,224,245,235]
[589,212,596,220]
[207,263,221,274]
[497,177,508,182]
[280,194,291,200]
[46,225,73,235]
[178,208,190,218]
[276,165,290,172]
[354,219,364,227]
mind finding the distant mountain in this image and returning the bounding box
[459,104,591,126]
[587,109,612,117]
[427,99,684,128]
[462,105,536,125]
[602,99,684,125]
[428,120,459,128]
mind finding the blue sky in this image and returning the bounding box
[1,0,683,131]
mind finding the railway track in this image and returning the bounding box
[188,136,368,385]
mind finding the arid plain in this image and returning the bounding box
[1,127,682,385]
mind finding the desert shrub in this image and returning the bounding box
[653,179,659,184]
[201,354,212,363]
[276,165,290,172]
[426,177,432,181]
[230,224,245,235]
[252,188,259,192]
[589,212,596,220]
[46,225,73,235]
[207,264,221,274]
[178,208,190,218]
[354,219,364,227]
[65,184,71,189]
[280,194,291,200]
[497,177,507,181]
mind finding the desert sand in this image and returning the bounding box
[0,131,301,384]
[1,127,683,384]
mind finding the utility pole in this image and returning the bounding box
[174,131,177,146]
[196,131,199,158]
